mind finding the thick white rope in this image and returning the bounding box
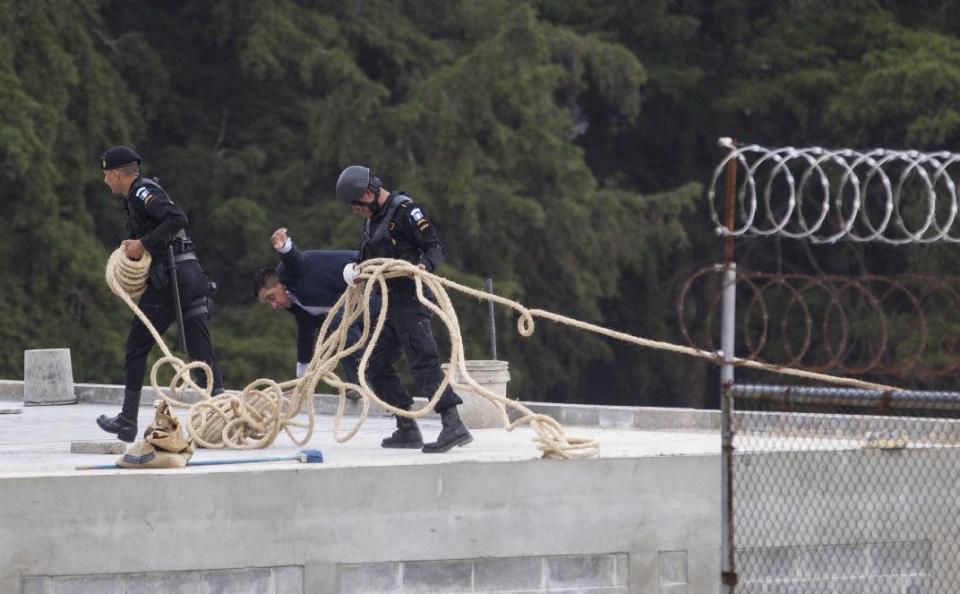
[106,248,900,458]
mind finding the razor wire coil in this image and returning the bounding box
[709,144,960,244]
[679,266,960,379]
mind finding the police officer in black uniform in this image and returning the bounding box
[96,146,224,442]
[335,165,472,453]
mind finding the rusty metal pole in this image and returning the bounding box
[719,138,738,594]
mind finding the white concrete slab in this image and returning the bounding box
[0,402,718,476]
[0,399,723,593]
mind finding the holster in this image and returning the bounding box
[183,279,217,320]
[207,280,217,319]
[148,260,170,290]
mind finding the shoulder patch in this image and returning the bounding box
[135,187,150,201]
[410,207,425,222]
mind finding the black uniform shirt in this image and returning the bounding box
[359,192,445,272]
[123,177,188,258]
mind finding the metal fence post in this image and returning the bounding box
[486,277,498,360]
[720,264,737,593]
[721,381,736,593]
[720,139,738,593]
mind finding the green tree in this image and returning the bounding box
[0,0,142,381]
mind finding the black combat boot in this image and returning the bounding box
[96,413,138,443]
[422,406,473,453]
[381,410,424,448]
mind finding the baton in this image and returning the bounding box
[167,243,188,353]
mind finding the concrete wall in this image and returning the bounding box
[22,566,303,593]
[0,378,722,431]
[734,447,960,593]
[0,456,721,594]
[337,554,630,593]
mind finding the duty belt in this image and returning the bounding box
[173,252,197,263]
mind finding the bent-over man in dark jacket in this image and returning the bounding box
[254,227,363,395]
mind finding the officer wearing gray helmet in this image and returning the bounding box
[336,165,472,453]
[96,146,224,442]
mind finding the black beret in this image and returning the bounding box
[100,146,142,170]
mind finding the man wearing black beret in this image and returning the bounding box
[97,146,224,442]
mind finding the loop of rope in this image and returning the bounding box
[105,248,600,457]
[107,248,308,449]
[106,248,900,459]
[317,258,601,459]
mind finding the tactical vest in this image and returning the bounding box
[360,193,412,260]
[124,177,190,246]
[125,177,201,303]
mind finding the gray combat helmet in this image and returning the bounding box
[336,165,373,204]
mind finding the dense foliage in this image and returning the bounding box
[3,0,957,407]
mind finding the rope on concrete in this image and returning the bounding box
[104,248,598,457]
[317,258,600,459]
[107,247,319,449]
[106,248,900,458]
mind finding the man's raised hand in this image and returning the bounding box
[271,227,288,251]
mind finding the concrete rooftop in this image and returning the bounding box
[0,382,724,593]
[0,399,719,477]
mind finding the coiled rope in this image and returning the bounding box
[105,249,900,459]
[107,247,320,449]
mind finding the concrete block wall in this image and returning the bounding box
[0,456,721,594]
[734,446,958,592]
[22,566,303,594]
[733,409,960,444]
[337,553,630,593]
[658,551,689,594]
[0,379,722,430]
[736,541,931,593]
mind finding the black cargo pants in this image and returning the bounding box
[123,259,224,410]
[365,290,462,412]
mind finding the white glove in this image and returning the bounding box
[296,361,308,378]
[343,262,360,287]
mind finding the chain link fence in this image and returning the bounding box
[728,384,960,593]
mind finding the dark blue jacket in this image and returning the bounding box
[277,242,359,364]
